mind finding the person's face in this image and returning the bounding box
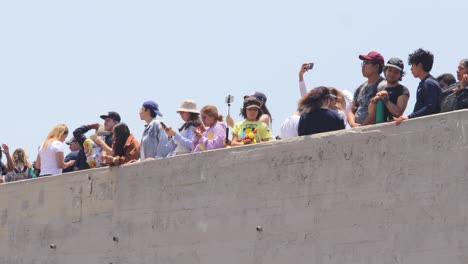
[139,107,152,121]
[69,142,80,151]
[59,132,68,142]
[457,61,467,81]
[179,111,191,122]
[327,97,336,109]
[361,60,378,77]
[385,66,402,84]
[410,63,422,78]
[246,107,259,121]
[439,80,449,90]
[104,118,118,132]
[201,112,215,127]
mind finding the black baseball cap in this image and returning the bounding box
[385,57,404,72]
[100,111,121,122]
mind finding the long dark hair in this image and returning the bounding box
[179,112,202,132]
[298,86,330,113]
[112,123,131,157]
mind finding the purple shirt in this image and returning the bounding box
[192,122,227,152]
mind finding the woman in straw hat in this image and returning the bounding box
[164,99,202,155]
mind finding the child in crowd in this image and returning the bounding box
[231,97,271,146]
[192,105,226,152]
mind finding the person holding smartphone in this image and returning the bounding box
[163,99,202,155]
[139,100,174,160]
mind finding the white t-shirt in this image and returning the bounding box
[279,114,300,139]
[39,140,66,176]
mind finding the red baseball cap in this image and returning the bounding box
[359,51,384,65]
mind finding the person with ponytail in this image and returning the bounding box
[298,86,345,136]
[4,148,36,182]
[192,105,227,152]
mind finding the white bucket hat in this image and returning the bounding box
[176,99,200,114]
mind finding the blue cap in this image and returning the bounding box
[143,100,163,117]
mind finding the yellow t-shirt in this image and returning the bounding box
[232,120,271,143]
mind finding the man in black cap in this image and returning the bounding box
[347,51,386,127]
[367,58,410,123]
[96,111,121,155]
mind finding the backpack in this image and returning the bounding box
[455,89,468,110]
[440,91,457,112]
[4,166,36,182]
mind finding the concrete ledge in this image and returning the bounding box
[1,110,468,263]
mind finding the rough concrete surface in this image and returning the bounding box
[1,110,468,264]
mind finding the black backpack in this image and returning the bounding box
[455,89,468,110]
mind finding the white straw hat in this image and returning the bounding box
[176,99,200,114]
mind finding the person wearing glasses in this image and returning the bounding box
[347,51,386,127]
[35,124,75,176]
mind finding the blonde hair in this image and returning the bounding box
[12,148,31,168]
[328,87,346,112]
[40,124,69,150]
[201,105,224,122]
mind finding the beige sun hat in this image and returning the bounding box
[176,99,200,114]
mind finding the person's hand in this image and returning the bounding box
[226,115,235,128]
[194,126,205,139]
[102,155,115,164]
[164,127,176,137]
[243,138,252,145]
[144,157,155,161]
[92,136,104,146]
[376,90,388,98]
[66,160,75,168]
[350,122,361,128]
[1,144,9,154]
[393,115,408,126]
[88,123,100,130]
[370,95,381,104]
[299,63,310,81]
[461,74,468,88]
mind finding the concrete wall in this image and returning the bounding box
[1,110,468,264]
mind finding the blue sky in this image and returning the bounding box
[1,0,466,161]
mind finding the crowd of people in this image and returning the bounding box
[1,48,467,183]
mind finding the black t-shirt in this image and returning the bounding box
[384,85,409,121]
[298,108,345,136]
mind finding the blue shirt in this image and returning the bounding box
[140,118,174,159]
[408,75,441,118]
